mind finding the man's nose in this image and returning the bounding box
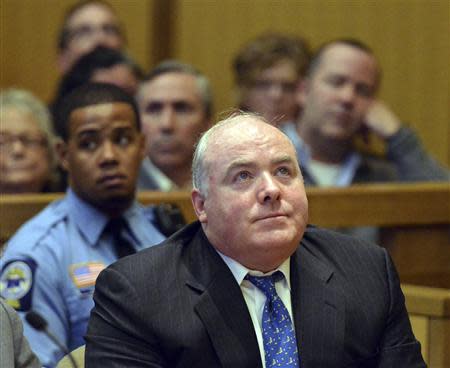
[159,108,177,131]
[257,173,281,203]
[267,83,284,100]
[93,28,113,44]
[10,139,27,156]
[338,85,356,105]
[98,140,118,165]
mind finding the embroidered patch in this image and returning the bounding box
[70,262,105,294]
[0,259,37,311]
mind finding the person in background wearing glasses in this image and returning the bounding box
[57,0,125,75]
[232,32,311,127]
[0,89,60,194]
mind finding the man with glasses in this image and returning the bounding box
[0,89,59,193]
[232,32,310,127]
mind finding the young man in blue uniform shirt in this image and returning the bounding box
[0,83,166,367]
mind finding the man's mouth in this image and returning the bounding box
[255,213,287,222]
[98,174,127,186]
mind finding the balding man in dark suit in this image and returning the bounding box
[86,112,425,367]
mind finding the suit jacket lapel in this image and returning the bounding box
[182,225,262,368]
[291,240,345,367]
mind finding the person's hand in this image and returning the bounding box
[363,101,402,139]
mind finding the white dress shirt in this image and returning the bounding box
[217,252,294,368]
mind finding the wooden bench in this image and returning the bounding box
[403,284,450,366]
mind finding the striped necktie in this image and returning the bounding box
[246,272,299,368]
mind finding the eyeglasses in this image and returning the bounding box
[67,24,122,44]
[0,133,48,152]
[251,79,298,94]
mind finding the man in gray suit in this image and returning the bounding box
[0,298,40,368]
[86,112,425,367]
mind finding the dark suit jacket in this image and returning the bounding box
[85,222,425,367]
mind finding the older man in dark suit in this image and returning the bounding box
[86,112,425,367]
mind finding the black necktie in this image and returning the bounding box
[104,217,136,259]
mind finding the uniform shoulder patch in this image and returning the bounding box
[0,258,37,311]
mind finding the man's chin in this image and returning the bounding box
[93,192,135,212]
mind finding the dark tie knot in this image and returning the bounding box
[105,217,128,234]
[104,216,135,258]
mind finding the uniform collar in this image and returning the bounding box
[66,188,145,248]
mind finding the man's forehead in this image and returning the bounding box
[140,74,202,102]
[320,44,377,73]
[146,73,199,92]
[67,3,118,28]
[208,118,294,155]
[226,153,295,169]
[69,102,134,128]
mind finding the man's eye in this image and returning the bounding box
[276,167,291,176]
[78,139,98,151]
[145,103,162,114]
[102,24,121,36]
[355,84,373,98]
[116,134,132,146]
[174,102,193,114]
[236,171,252,182]
[326,76,345,87]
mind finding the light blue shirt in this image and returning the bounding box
[0,189,166,367]
[282,122,361,186]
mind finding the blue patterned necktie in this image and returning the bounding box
[246,272,299,368]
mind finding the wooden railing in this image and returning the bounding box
[2,182,448,285]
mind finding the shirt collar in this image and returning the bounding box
[141,157,175,191]
[217,250,292,291]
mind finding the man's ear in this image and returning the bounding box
[296,78,309,107]
[55,138,69,172]
[191,189,207,223]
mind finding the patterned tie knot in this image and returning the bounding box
[246,272,284,310]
